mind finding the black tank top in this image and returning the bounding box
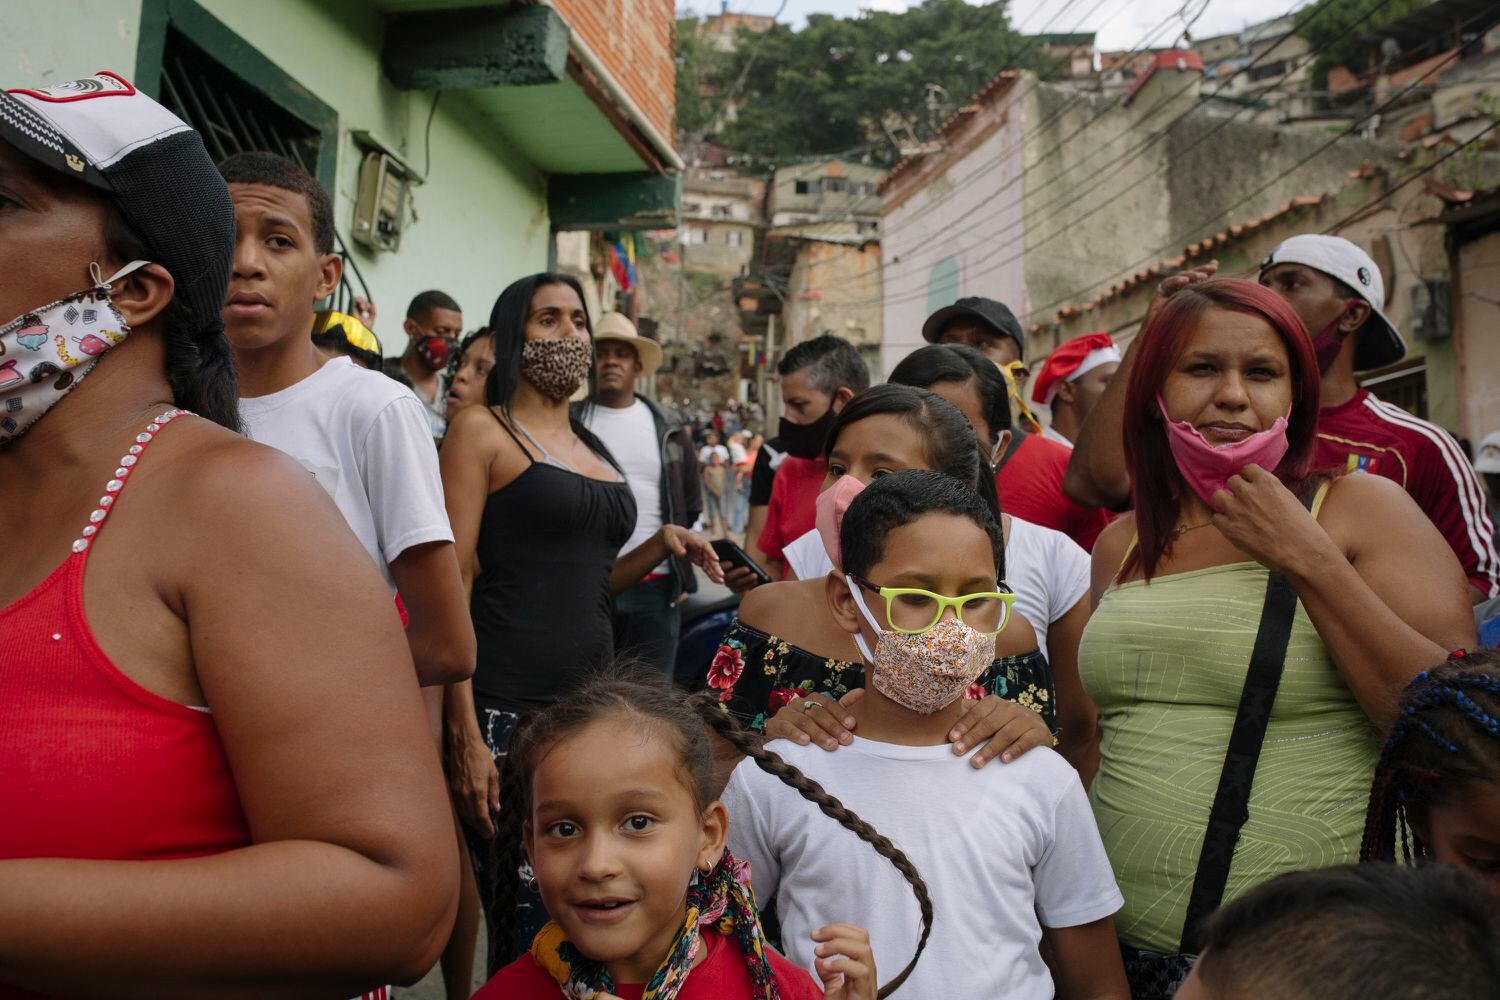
[471,410,636,708]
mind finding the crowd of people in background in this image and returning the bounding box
[4,73,1500,1000]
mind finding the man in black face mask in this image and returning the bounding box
[730,334,869,589]
[383,289,463,441]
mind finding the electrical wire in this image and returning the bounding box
[747,0,1183,246]
[422,90,442,179]
[812,0,1367,298]
[832,0,1492,315]
[775,0,1245,290]
[1009,15,1499,323]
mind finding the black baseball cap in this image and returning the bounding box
[0,71,234,343]
[922,296,1026,360]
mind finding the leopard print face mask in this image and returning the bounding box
[520,337,592,400]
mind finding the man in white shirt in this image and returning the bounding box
[581,312,703,676]
[219,151,472,688]
[1030,332,1121,449]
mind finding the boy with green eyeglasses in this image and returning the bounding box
[724,469,1129,1000]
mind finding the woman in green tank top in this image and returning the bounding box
[1073,279,1474,994]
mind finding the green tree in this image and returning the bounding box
[1294,0,1430,92]
[675,16,726,138]
[702,0,1049,166]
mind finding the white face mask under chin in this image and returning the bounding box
[0,260,151,443]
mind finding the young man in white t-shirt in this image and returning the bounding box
[220,152,472,689]
[723,471,1126,999]
[581,312,703,677]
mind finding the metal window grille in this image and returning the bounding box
[157,29,322,177]
[156,30,370,312]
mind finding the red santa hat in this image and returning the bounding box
[1031,332,1121,405]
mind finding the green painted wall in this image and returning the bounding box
[0,0,552,350]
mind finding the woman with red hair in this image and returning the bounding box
[1075,278,1474,997]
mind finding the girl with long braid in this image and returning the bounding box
[725,471,1129,999]
[1361,649,1500,902]
[475,666,929,999]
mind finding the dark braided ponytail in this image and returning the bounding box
[103,206,242,433]
[694,698,933,998]
[1361,650,1500,863]
[483,663,932,997]
[487,732,531,973]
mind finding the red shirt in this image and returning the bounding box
[476,927,824,1000]
[997,433,1112,552]
[758,455,828,576]
[1315,389,1499,597]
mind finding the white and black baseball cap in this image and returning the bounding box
[1260,234,1406,371]
[0,71,234,342]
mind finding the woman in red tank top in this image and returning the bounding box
[0,79,456,996]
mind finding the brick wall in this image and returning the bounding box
[552,0,677,141]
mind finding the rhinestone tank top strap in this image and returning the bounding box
[70,409,189,556]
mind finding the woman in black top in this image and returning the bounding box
[439,273,720,940]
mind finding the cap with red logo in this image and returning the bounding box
[0,71,233,342]
[1031,332,1121,405]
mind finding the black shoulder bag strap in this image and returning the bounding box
[1178,495,1312,953]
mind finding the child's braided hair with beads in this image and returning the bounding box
[1360,648,1500,863]
[488,663,933,998]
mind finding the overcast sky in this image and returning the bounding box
[676,0,1304,52]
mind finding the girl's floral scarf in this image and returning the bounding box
[529,849,777,1000]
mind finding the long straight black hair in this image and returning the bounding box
[484,271,596,419]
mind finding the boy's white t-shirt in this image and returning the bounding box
[779,515,1090,660]
[723,737,1121,999]
[238,356,453,589]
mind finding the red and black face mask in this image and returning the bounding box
[415,335,457,373]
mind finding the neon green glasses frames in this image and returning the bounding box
[850,576,1016,636]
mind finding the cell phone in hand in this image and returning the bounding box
[710,538,773,585]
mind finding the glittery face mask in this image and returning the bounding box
[847,577,996,715]
[0,260,149,444]
[520,337,593,400]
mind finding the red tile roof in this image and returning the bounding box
[1123,49,1205,106]
[1027,193,1327,333]
[879,71,1020,194]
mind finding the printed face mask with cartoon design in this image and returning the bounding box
[0,261,150,445]
[520,337,593,400]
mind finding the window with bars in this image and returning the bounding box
[146,11,365,310]
[157,28,324,180]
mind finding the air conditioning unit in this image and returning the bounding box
[1410,279,1451,341]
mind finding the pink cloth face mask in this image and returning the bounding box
[815,474,866,572]
[1157,396,1290,509]
[1309,304,1354,373]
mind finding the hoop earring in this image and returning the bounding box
[526,873,539,891]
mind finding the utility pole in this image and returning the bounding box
[761,311,778,437]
